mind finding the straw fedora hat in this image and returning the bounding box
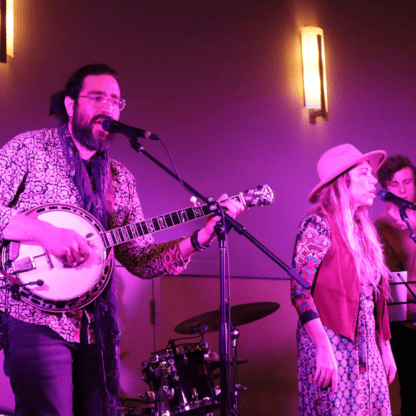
[308,144,386,203]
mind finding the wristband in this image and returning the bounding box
[190,229,207,252]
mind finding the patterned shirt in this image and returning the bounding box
[290,213,332,325]
[0,128,188,343]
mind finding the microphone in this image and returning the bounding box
[377,189,416,210]
[101,118,160,141]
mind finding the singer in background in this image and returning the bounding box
[290,144,396,416]
[0,64,243,416]
[375,155,416,416]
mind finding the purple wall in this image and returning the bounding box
[0,0,414,413]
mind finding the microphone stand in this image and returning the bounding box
[391,209,416,323]
[399,207,416,244]
[126,135,310,416]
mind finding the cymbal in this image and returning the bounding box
[174,302,280,335]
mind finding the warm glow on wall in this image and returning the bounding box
[0,0,12,63]
[6,0,13,57]
[301,27,328,123]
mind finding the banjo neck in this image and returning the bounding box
[100,185,274,249]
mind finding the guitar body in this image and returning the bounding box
[1,204,113,312]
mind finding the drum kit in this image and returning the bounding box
[120,302,280,416]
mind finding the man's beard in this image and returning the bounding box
[71,105,115,152]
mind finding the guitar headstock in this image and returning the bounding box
[242,185,275,208]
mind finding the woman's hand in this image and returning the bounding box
[315,344,338,391]
[379,339,397,384]
[303,318,338,392]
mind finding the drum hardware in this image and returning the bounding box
[142,342,220,416]
[173,303,280,415]
[164,324,209,352]
[140,303,279,416]
[230,327,240,415]
[119,397,155,415]
[145,360,175,416]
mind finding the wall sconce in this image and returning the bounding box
[301,27,328,123]
[0,0,13,64]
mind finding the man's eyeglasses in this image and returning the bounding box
[78,95,126,111]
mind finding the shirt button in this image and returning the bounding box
[75,323,80,329]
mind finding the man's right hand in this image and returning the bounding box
[3,213,92,267]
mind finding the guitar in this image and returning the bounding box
[1,185,274,312]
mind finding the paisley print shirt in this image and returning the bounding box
[0,128,188,343]
[291,213,331,324]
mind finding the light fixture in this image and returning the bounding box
[301,27,328,123]
[0,0,13,64]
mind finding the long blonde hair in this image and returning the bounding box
[315,170,390,290]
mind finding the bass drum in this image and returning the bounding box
[142,344,220,415]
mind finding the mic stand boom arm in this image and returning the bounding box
[128,136,310,416]
[128,138,310,288]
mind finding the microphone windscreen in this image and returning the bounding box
[101,118,113,132]
[377,189,388,201]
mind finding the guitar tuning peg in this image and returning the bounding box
[190,196,200,207]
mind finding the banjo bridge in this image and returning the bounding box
[11,256,36,273]
[11,250,54,274]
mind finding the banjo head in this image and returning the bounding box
[2,204,114,312]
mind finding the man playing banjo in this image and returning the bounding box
[0,64,244,416]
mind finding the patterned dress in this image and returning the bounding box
[291,214,392,416]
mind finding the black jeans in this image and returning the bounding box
[1,313,103,416]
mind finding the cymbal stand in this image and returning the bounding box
[196,323,209,349]
[230,327,240,415]
[230,327,250,416]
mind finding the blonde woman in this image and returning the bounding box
[291,144,396,415]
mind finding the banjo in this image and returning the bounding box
[1,185,274,312]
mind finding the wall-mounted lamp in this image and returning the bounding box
[301,27,328,123]
[0,0,13,64]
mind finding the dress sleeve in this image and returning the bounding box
[290,214,331,325]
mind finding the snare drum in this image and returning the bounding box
[142,344,220,415]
